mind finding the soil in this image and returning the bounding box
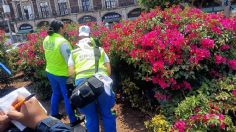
[0,72,148,132]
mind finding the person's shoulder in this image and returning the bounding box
[99,47,105,52]
[71,48,81,53]
[43,36,50,41]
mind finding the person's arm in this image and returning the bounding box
[103,52,111,76]
[60,43,71,64]
[36,117,70,132]
[68,53,75,77]
[7,96,70,132]
[104,63,111,76]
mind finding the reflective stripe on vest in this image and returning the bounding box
[72,44,108,79]
[43,33,72,76]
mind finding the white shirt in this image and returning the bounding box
[68,38,110,66]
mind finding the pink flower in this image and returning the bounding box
[157,78,169,89]
[39,31,47,37]
[228,59,236,70]
[152,61,164,72]
[211,26,222,34]
[154,92,169,101]
[203,114,210,120]
[220,123,225,129]
[214,55,226,64]
[190,47,210,64]
[200,38,214,49]
[183,81,192,90]
[174,120,186,132]
[218,114,224,120]
[141,30,159,48]
[232,89,236,96]
[220,45,230,51]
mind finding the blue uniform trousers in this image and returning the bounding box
[47,72,77,123]
[75,78,116,132]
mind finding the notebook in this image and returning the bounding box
[0,87,47,131]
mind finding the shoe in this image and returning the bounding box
[70,115,85,127]
[51,114,64,120]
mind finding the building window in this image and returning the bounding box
[23,5,33,20]
[58,0,68,16]
[105,0,116,9]
[82,0,90,11]
[40,2,50,18]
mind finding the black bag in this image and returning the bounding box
[70,45,105,108]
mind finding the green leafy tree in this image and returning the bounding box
[138,0,183,10]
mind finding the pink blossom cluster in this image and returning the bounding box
[96,6,236,91]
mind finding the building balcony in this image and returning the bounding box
[119,0,135,7]
[93,4,102,10]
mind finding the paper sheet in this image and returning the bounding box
[0,87,47,131]
[94,74,113,96]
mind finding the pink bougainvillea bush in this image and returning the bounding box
[9,6,236,130]
[95,6,236,131]
[99,6,236,91]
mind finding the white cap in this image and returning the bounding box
[79,25,90,37]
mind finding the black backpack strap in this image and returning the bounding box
[94,44,101,73]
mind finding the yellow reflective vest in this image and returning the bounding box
[43,33,72,76]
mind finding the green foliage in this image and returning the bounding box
[0,31,7,63]
[121,78,155,113]
[147,75,236,132]
[138,0,183,10]
[172,75,236,131]
[5,49,21,74]
[175,94,210,119]
[28,78,51,100]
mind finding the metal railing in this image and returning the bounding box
[119,0,135,7]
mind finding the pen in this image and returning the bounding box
[13,94,36,109]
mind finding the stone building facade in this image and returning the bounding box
[2,0,235,34]
[6,0,141,33]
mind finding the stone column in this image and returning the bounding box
[222,0,231,17]
[121,8,127,20]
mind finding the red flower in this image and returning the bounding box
[39,31,47,37]
[173,120,186,132]
[200,38,214,49]
[152,76,169,89]
[220,123,225,129]
[183,81,192,90]
[232,89,236,96]
[154,92,169,101]
[190,47,210,64]
[152,61,164,72]
[211,26,222,34]
[228,59,236,70]
[214,55,226,64]
[220,45,230,51]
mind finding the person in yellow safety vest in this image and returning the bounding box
[68,25,116,132]
[42,20,81,127]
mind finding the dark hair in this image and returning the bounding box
[47,20,64,36]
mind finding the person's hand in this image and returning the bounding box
[7,96,48,129]
[0,111,10,132]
